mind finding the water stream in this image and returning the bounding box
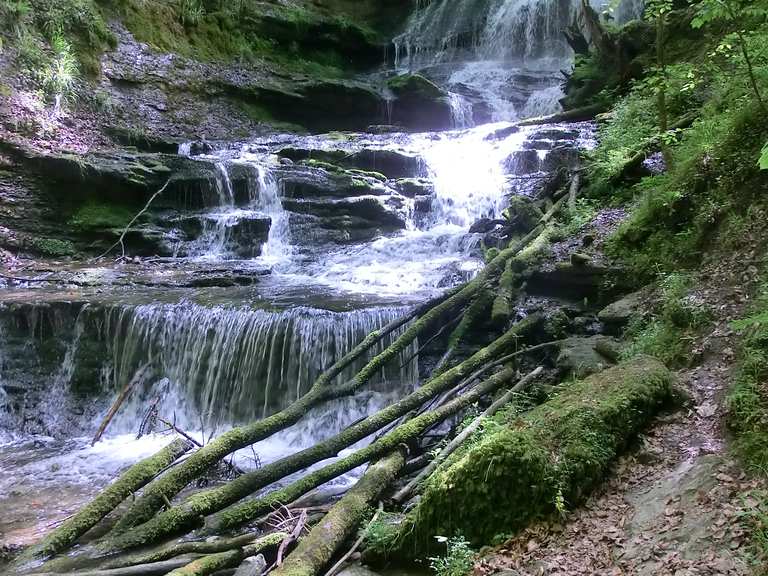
[1,0,609,549]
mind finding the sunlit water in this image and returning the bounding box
[0,0,609,549]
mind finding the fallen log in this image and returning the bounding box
[26,555,204,576]
[206,362,525,534]
[516,103,607,127]
[103,532,268,569]
[18,438,194,564]
[102,316,541,552]
[392,356,676,556]
[166,532,286,576]
[608,112,698,184]
[392,366,544,504]
[270,452,406,576]
[110,292,455,533]
[110,200,567,539]
[92,365,151,446]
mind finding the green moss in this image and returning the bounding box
[69,202,134,231]
[28,237,76,257]
[387,74,445,100]
[393,356,675,556]
[728,274,768,476]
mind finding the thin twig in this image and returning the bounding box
[94,178,172,260]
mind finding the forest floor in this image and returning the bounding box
[474,219,768,576]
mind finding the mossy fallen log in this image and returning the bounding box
[515,103,607,127]
[102,317,541,552]
[110,292,455,534]
[166,532,286,576]
[270,451,406,576]
[206,363,528,535]
[18,438,193,564]
[392,356,675,556]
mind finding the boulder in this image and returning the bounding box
[556,335,622,378]
[598,287,654,327]
[386,74,454,131]
[506,195,544,233]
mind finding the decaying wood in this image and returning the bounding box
[270,453,405,576]
[165,532,286,576]
[102,317,540,552]
[92,364,151,446]
[516,103,606,127]
[205,363,524,535]
[392,366,544,504]
[324,502,384,576]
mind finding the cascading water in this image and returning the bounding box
[395,0,644,122]
[1,0,607,548]
[102,303,416,433]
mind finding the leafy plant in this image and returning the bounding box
[180,0,205,26]
[760,141,768,169]
[43,33,78,101]
[428,535,475,576]
[692,0,768,115]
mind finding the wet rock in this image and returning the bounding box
[528,263,626,299]
[485,125,521,141]
[277,164,393,200]
[393,177,434,198]
[598,287,654,327]
[506,195,544,233]
[277,147,424,179]
[556,336,621,378]
[504,149,542,174]
[233,554,266,576]
[337,566,382,576]
[282,196,407,230]
[386,74,454,132]
[469,218,506,234]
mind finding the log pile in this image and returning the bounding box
[8,170,667,576]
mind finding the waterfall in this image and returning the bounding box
[100,303,417,435]
[188,159,291,261]
[395,0,644,121]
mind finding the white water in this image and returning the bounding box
[394,0,644,122]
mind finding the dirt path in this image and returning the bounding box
[474,233,766,576]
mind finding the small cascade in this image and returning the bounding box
[394,0,644,121]
[521,85,566,118]
[187,159,291,261]
[448,92,475,129]
[100,303,417,435]
[241,160,291,265]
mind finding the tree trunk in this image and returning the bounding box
[516,103,606,127]
[205,363,523,534]
[270,452,406,576]
[392,366,543,504]
[110,293,455,533]
[166,533,286,576]
[19,438,193,564]
[102,316,541,552]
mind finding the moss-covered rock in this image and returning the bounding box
[393,356,675,556]
[386,74,453,132]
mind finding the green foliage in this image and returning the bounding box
[728,273,768,476]
[621,272,710,365]
[42,33,78,100]
[760,141,768,169]
[362,510,401,556]
[428,535,475,576]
